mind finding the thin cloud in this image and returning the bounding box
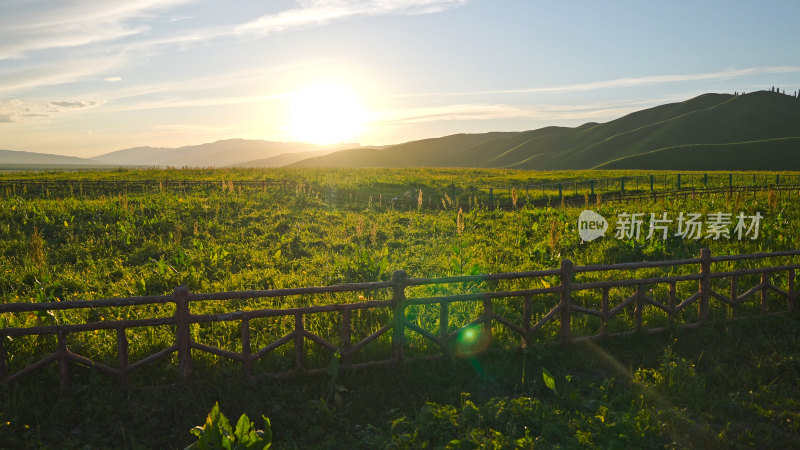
[83,61,324,110]
[168,15,196,23]
[0,0,192,60]
[50,101,98,109]
[376,104,538,124]
[236,0,468,37]
[107,93,289,112]
[0,99,100,124]
[392,66,800,98]
[0,54,123,94]
[375,96,693,125]
[105,77,123,82]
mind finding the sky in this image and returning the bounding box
[1,0,800,158]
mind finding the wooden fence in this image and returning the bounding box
[1,249,798,389]
[3,176,799,211]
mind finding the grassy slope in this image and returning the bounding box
[565,92,800,169]
[470,93,735,169]
[433,126,575,168]
[597,137,800,170]
[456,91,800,170]
[291,91,800,170]
[291,132,520,168]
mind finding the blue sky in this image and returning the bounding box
[1,0,799,157]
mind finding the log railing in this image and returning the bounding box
[1,249,798,389]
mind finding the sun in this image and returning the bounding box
[287,82,368,145]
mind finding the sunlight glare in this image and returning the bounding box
[288,82,368,145]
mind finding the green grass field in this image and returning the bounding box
[1,168,800,448]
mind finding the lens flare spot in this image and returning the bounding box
[455,324,490,356]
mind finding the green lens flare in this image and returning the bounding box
[457,324,481,348]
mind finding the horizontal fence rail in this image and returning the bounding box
[1,249,799,389]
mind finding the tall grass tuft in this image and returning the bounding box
[174,221,183,245]
[29,225,45,268]
[768,186,778,210]
[356,216,364,237]
[548,219,560,254]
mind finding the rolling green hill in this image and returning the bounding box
[290,131,520,168]
[292,91,800,170]
[596,137,800,170]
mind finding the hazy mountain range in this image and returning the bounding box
[3,90,800,170]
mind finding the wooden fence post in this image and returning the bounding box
[668,281,676,326]
[174,285,192,381]
[523,294,532,348]
[439,300,449,353]
[117,327,129,390]
[634,284,644,333]
[57,330,69,390]
[391,270,407,365]
[699,248,711,324]
[341,308,352,368]
[241,317,252,376]
[559,259,574,344]
[0,335,7,381]
[482,297,493,342]
[294,314,305,371]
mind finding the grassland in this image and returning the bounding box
[1,168,800,448]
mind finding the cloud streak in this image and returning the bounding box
[0,98,101,124]
[236,0,468,37]
[392,66,800,98]
[50,101,99,109]
[375,95,693,125]
[0,57,122,94]
[0,0,192,60]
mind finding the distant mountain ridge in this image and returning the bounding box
[0,149,110,167]
[291,90,800,170]
[1,140,364,169]
[93,139,361,167]
[4,90,800,170]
